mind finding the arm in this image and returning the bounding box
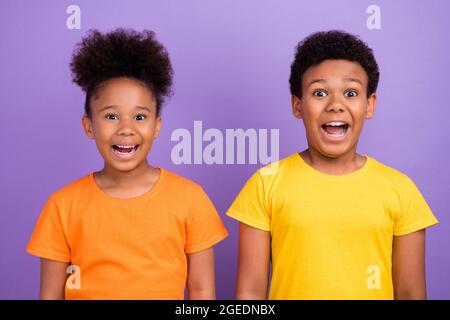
[187,247,216,299]
[39,258,70,300]
[392,229,426,300]
[236,222,271,300]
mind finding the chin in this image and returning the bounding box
[105,159,144,173]
[317,145,353,159]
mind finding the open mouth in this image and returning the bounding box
[321,121,349,137]
[112,144,139,157]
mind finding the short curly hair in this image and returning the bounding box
[289,30,379,98]
[70,28,173,116]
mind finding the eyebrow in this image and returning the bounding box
[98,105,151,112]
[306,77,363,88]
[306,79,326,88]
[343,78,363,85]
[135,105,151,112]
[98,105,115,112]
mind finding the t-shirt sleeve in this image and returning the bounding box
[184,187,228,254]
[26,196,71,262]
[226,171,271,231]
[393,176,438,236]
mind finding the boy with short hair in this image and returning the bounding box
[227,30,438,300]
[27,28,228,300]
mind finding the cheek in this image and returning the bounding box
[350,99,368,111]
[138,123,158,139]
[302,100,324,116]
[92,123,115,142]
[348,102,369,118]
[302,110,320,128]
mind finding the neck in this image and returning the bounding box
[96,161,156,188]
[300,147,366,175]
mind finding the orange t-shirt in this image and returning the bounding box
[26,168,228,299]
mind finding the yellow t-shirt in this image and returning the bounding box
[227,153,438,300]
[27,168,228,299]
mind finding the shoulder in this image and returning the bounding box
[228,154,300,198]
[49,174,92,204]
[161,168,206,197]
[160,169,219,213]
[367,157,414,190]
[253,153,301,184]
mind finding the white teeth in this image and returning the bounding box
[115,145,136,148]
[325,121,346,126]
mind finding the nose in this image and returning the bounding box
[326,94,345,113]
[117,118,136,136]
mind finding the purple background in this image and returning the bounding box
[1,0,449,299]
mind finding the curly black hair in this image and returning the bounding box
[70,28,173,116]
[289,30,379,98]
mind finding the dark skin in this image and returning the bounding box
[83,77,162,197]
[40,77,217,299]
[235,59,427,300]
[293,59,376,175]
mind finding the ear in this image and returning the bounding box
[81,116,95,139]
[153,116,162,139]
[365,93,377,119]
[292,95,303,120]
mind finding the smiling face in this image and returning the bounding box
[82,77,161,173]
[292,59,376,159]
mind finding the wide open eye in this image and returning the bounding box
[313,90,328,97]
[344,90,358,98]
[134,114,147,121]
[105,114,119,120]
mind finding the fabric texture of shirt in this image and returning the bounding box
[27,168,228,299]
[227,153,438,299]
